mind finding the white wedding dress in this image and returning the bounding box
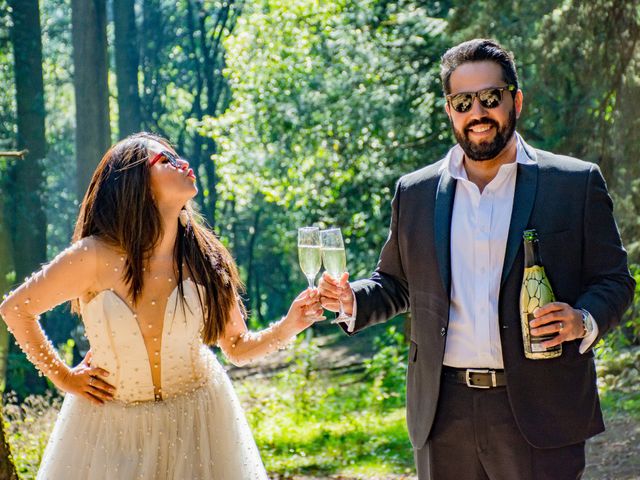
[37,279,267,480]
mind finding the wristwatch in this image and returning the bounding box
[580,309,595,338]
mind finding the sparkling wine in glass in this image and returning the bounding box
[298,227,321,288]
[320,228,350,322]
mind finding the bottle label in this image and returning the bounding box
[527,313,561,352]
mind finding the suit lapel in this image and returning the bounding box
[434,169,456,294]
[501,160,538,286]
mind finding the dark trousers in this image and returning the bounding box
[414,380,586,480]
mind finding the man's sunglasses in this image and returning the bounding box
[446,85,516,113]
[149,150,182,168]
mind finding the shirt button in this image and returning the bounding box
[440,327,446,336]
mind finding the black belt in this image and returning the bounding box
[442,366,506,389]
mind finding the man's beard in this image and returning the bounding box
[452,107,517,161]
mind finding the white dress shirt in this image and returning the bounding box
[350,133,598,362]
[442,135,531,368]
[441,133,597,368]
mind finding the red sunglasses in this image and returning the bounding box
[149,150,182,168]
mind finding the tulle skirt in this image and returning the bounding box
[36,367,267,479]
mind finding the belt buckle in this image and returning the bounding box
[465,368,496,389]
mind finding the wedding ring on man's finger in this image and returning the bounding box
[558,322,564,331]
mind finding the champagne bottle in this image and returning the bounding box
[520,229,562,359]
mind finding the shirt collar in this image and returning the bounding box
[440,132,536,181]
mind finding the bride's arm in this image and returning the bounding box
[217,289,324,366]
[0,237,114,404]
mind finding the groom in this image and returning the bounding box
[319,38,635,479]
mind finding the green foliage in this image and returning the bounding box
[596,264,640,350]
[363,323,408,409]
[236,334,414,476]
[5,352,48,400]
[596,346,640,417]
[56,339,74,367]
[0,0,638,408]
[0,3,638,477]
[134,0,243,226]
[447,0,640,191]
[3,392,60,477]
[0,0,243,395]
[40,0,78,258]
[212,0,450,223]
[613,185,640,264]
[620,264,640,345]
[595,262,640,416]
[0,0,16,147]
[204,0,450,320]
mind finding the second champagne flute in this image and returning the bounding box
[320,228,350,322]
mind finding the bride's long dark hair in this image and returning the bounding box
[71,132,244,345]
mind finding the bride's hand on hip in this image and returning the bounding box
[283,288,325,332]
[60,351,116,405]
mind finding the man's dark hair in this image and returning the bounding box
[440,39,519,95]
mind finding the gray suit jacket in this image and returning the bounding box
[348,140,635,449]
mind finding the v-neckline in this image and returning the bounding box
[83,279,195,402]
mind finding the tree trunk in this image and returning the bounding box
[184,0,208,219]
[0,192,13,392]
[140,0,165,132]
[71,0,111,199]
[246,207,263,322]
[114,0,142,137]
[0,198,16,480]
[201,2,243,227]
[7,0,47,282]
[187,0,243,228]
[5,1,46,475]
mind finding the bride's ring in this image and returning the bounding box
[88,377,94,387]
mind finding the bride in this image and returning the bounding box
[0,132,324,479]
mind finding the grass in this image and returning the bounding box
[236,331,414,477]
[239,374,413,477]
[255,406,410,476]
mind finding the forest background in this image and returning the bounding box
[0,0,639,478]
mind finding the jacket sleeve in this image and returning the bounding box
[344,181,410,334]
[574,164,636,346]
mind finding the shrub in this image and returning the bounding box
[3,392,61,478]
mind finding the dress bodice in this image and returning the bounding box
[80,279,216,403]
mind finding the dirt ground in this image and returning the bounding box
[229,324,640,480]
[584,413,640,480]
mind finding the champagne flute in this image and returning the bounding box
[298,227,321,288]
[320,228,350,322]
